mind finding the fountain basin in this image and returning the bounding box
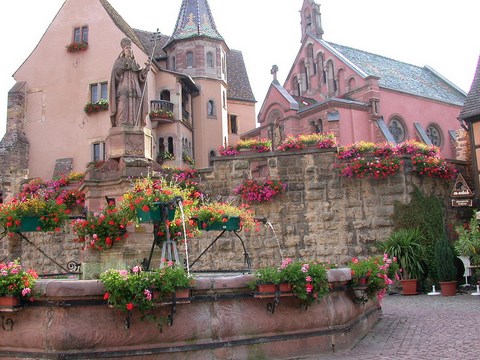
[0,269,379,359]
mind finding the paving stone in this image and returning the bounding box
[295,290,480,359]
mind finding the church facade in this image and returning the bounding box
[251,0,466,160]
[0,0,256,187]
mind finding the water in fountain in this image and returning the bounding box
[266,221,284,262]
[176,199,190,276]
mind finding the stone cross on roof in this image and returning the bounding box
[271,65,279,81]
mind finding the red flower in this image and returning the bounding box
[104,292,110,300]
[142,205,150,211]
[126,303,134,311]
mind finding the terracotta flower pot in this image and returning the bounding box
[278,283,294,297]
[0,296,20,307]
[254,284,277,298]
[439,281,457,296]
[400,279,418,295]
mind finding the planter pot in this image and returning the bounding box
[0,296,20,307]
[278,283,294,297]
[197,216,241,231]
[439,281,457,296]
[254,284,277,298]
[136,202,176,223]
[19,216,42,232]
[174,288,191,302]
[400,279,418,295]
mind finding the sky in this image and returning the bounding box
[0,0,478,138]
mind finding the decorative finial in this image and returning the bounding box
[271,65,279,81]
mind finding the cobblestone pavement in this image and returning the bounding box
[300,290,480,359]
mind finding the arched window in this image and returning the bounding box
[317,53,325,84]
[388,117,406,143]
[292,77,301,97]
[207,100,215,117]
[426,124,442,147]
[307,44,316,75]
[326,60,335,95]
[209,150,216,167]
[167,136,174,155]
[348,77,356,91]
[186,52,194,68]
[206,52,214,68]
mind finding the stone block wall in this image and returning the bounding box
[0,148,467,276]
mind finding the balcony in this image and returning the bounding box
[149,100,174,124]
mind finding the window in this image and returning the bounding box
[90,82,108,103]
[229,114,238,134]
[209,150,216,167]
[167,136,174,155]
[388,117,406,143]
[92,142,106,161]
[74,26,88,43]
[426,124,442,147]
[206,52,214,68]
[207,100,215,117]
[171,56,176,71]
[186,52,194,68]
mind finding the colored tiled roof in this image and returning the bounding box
[164,0,224,48]
[226,50,255,102]
[459,56,480,120]
[327,42,466,106]
[99,0,146,53]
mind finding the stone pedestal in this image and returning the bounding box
[106,126,153,160]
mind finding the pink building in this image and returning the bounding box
[251,0,466,159]
[0,0,256,183]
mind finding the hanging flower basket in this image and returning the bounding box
[195,216,241,231]
[136,202,177,223]
[19,216,42,232]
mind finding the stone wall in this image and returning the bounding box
[1,148,467,276]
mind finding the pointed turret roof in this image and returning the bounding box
[164,0,224,48]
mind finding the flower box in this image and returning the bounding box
[253,283,277,298]
[278,283,294,297]
[136,202,176,223]
[197,216,241,231]
[0,296,20,307]
[19,216,42,232]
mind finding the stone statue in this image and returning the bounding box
[109,37,150,127]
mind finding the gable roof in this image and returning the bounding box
[164,0,224,48]
[459,56,480,120]
[325,41,466,106]
[99,0,146,53]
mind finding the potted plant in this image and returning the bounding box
[454,213,480,280]
[250,266,281,297]
[0,197,68,234]
[233,179,286,204]
[278,259,329,308]
[151,262,194,301]
[278,132,337,151]
[0,259,38,307]
[149,109,174,120]
[192,201,258,232]
[435,236,458,296]
[119,177,189,223]
[84,99,109,114]
[348,255,398,304]
[71,203,130,250]
[378,228,426,295]
[65,42,88,52]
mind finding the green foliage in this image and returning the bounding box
[348,255,398,302]
[455,212,480,269]
[0,259,38,299]
[435,236,457,282]
[378,228,427,280]
[250,266,281,288]
[278,259,329,306]
[391,186,446,281]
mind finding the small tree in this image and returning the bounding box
[435,236,457,282]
